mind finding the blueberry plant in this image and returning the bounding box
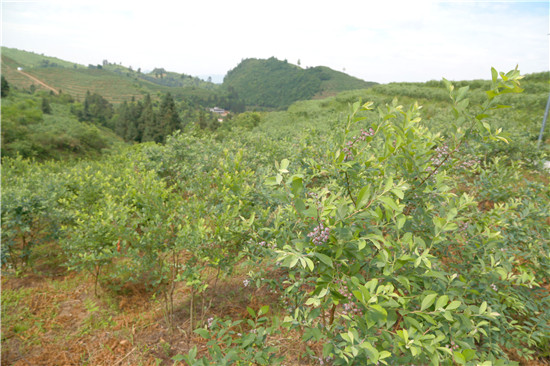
[264,68,549,365]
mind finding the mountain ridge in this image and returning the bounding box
[1,47,377,110]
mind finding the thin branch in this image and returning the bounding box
[344,171,357,208]
[114,347,137,365]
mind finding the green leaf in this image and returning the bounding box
[369,304,388,321]
[264,176,279,186]
[456,85,469,101]
[453,351,466,365]
[280,159,290,172]
[172,353,186,362]
[323,343,333,358]
[357,185,371,208]
[421,293,437,311]
[463,348,476,361]
[194,328,210,339]
[340,331,352,343]
[396,215,406,230]
[258,305,270,316]
[446,300,461,311]
[359,341,379,363]
[288,255,299,268]
[491,67,498,84]
[304,257,315,271]
[305,297,320,306]
[479,301,487,314]
[241,333,255,348]
[379,196,398,212]
[337,203,349,220]
[404,316,423,331]
[295,198,306,214]
[435,295,449,310]
[291,176,303,196]
[379,350,391,360]
[247,307,256,318]
[391,188,404,200]
[383,176,394,192]
[314,252,333,268]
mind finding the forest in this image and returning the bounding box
[1,60,549,365]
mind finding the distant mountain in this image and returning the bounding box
[222,57,377,109]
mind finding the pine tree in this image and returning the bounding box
[1,76,10,97]
[141,94,162,143]
[41,98,52,114]
[114,101,130,138]
[158,92,181,138]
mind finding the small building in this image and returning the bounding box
[209,107,228,116]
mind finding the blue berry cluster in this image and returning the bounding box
[307,223,330,245]
[343,128,374,160]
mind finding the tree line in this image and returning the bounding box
[75,91,222,143]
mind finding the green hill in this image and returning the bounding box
[1,47,84,69]
[0,47,222,105]
[222,57,377,109]
[1,48,376,111]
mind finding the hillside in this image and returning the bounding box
[2,48,378,111]
[222,57,377,109]
[0,47,222,105]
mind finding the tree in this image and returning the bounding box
[1,76,10,97]
[41,98,52,114]
[113,101,130,138]
[141,94,162,143]
[158,92,182,138]
[73,91,114,126]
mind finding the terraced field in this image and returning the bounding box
[1,48,154,104]
[26,68,146,103]
[1,55,54,93]
[1,47,81,69]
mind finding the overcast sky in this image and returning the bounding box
[1,0,548,83]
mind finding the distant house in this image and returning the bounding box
[209,107,228,116]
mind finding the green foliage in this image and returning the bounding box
[263,67,548,365]
[219,111,262,132]
[1,75,10,97]
[158,92,182,138]
[175,307,283,365]
[1,90,122,160]
[71,90,114,126]
[1,156,70,270]
[136,68,217,90]
[41,97,52,114]
[2,64,548,365]
[223,57,376,109]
